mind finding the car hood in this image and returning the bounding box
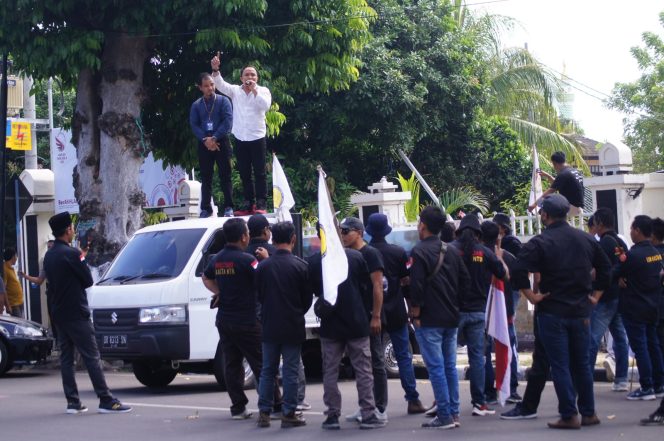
[0,315,44,328]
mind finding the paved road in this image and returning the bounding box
[1,368,662,441]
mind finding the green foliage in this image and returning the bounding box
[609,11,664,173]
[396,172,420,222]
[142,209,168,226]
[499,181,532,216]
[438,186,489,217]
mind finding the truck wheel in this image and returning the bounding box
[132,360,178,388]
[0,339,12,375]
[383,334,407,379]
[212,346,255,390]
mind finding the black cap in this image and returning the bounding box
[457,213,481,234]
[247,214,270,237]
[49,212,72,235]
[492,213,511,228]
[540,194,570,218]
[340,217,364,232]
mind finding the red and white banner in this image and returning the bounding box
[486,277,512,405]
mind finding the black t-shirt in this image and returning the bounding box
[246,238,276,261]
[500,249,517,317]
[618,241,664,324]
[204,244,258,325]
[450,240,506,312]
[308,249,373,340]
[654,243,664,321]
[256,249,312,343]
[596,231,628,303]
[370,238,409,331]
[502,235,522,258]
[552,166,584,208]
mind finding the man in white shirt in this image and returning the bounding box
[211,54,272,215]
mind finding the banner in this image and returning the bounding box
[317,166,348,305]
[272,153,295,222]
[50,128,80,214]
[139,152,187,208]
[486,277,512,406]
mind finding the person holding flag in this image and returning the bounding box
[308,166,384,430]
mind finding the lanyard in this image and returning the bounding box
[202,95,216,121]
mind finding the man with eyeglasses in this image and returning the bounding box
[340,217,388,424]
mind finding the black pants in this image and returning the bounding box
[369,332,388,412]
[54,319,113,404]
[521,313,550,414]
[234,138,267,204]
[198,137,233,211]
[217,320,281,414]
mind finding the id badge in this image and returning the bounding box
[206,121,214,131]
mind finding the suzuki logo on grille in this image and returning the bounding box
[111,312,118,324]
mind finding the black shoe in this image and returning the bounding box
[506,392,523,404]
[640,410,664,426]
[66,402,88,414]
[500,404,537,420]
[359,414,386,429]
[98,399,132,414]
[321,415,340,430]
[255,199,267,214]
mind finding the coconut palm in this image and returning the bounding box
[438,186,489,217]
[456,2,588,172]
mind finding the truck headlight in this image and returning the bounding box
[139,305,187,324]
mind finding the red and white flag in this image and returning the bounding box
[485,277,512,405]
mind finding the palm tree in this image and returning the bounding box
[438,186,489,217]
[455,2,588,172]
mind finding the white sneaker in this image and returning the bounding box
[603,357,616,383]
[296,402,312,411]
[612,382,629,392]
[345,408,362,423]
[374,409,388,423]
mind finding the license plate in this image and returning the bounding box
[102,334,128,349]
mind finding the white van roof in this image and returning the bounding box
[136,214,278,234]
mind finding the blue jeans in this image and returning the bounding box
[458,311,486,405]
[258,342,301,414]
[388,325,419,402]
[589,299,628,383]
[622,317,664,390]
[537,313,595,418]
[508,320,518,394]
[415,326,459,418]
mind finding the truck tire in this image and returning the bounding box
[132,360,178,388]
[383,333,411,379]
[0,339,11,375]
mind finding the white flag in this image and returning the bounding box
[272,153,295,222]
[528,144,543,213]
[317,166,348,305]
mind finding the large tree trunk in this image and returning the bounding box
[72,34,148,266]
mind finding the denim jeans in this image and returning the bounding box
[458,311,486,405]
[415,326,459,418]
[537,313,594,419]
[258,342,300,415]
[589,299,629,383]
[622,317,664,390]
[508,320,518,394]
[388,325,419,402]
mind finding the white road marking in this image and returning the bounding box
[123,402,324,416]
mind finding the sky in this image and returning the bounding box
[479,0,662,143]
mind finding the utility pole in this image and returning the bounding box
[0,53,9,279]
[23,75,38,169]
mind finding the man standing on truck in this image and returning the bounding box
[43,212,132,414]
[255,222,312,428]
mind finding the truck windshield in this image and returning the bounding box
[98,228,206,284]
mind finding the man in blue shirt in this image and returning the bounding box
[189,73,234,218]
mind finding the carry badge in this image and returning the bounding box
[206,121,214,131]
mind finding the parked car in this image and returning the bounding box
[0,315,54,375]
